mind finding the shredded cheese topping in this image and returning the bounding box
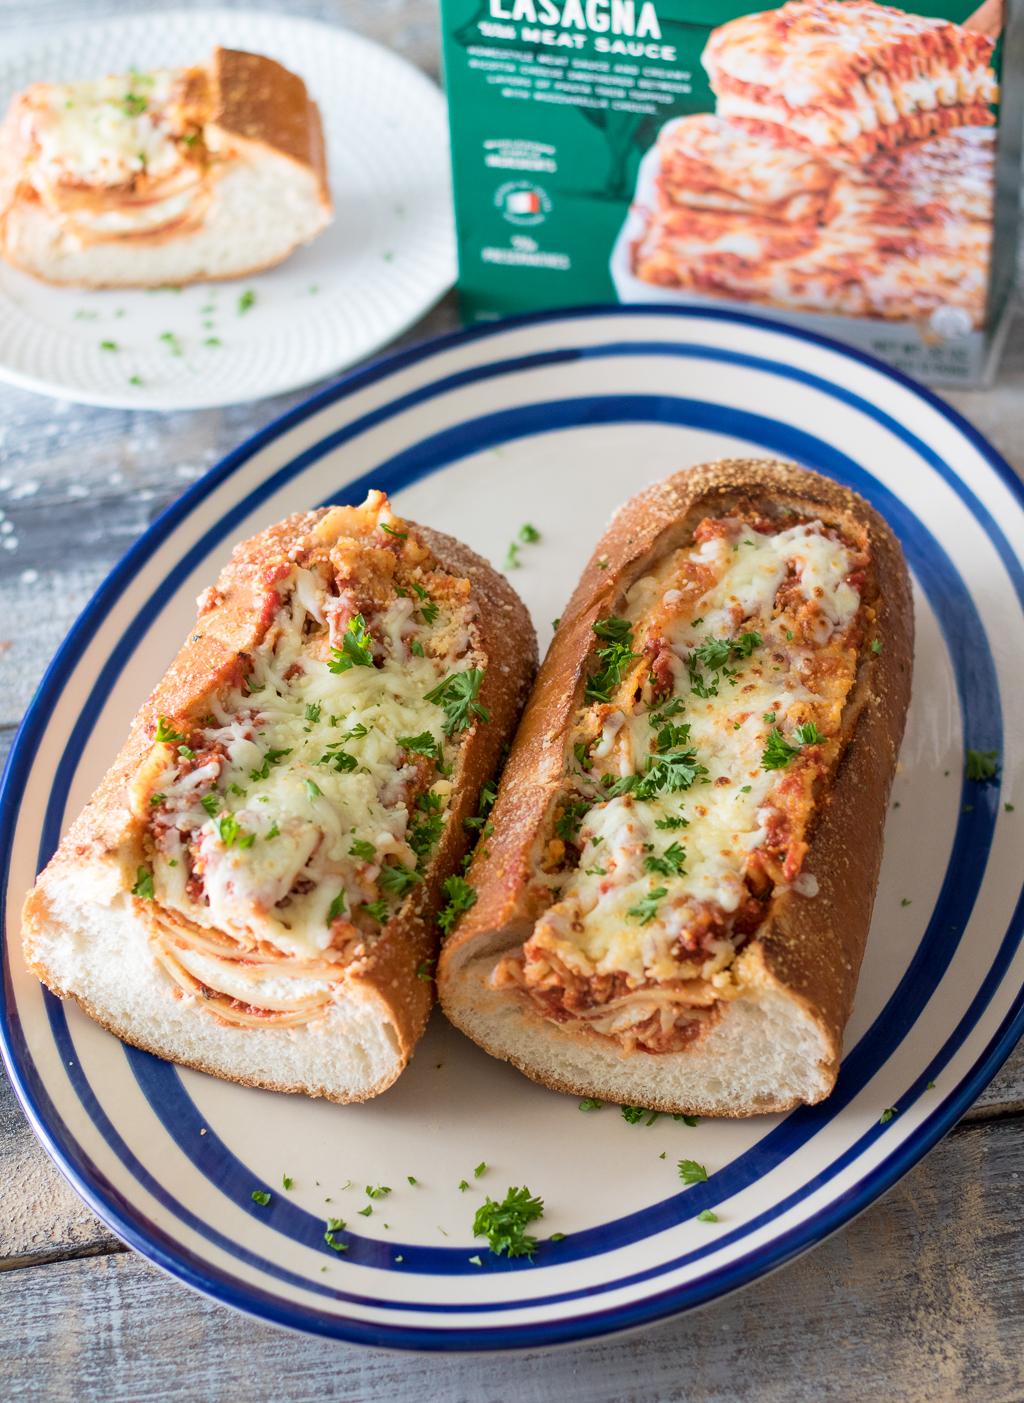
[134,492,485,1024]
[498,509,870,1054]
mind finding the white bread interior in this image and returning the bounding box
[442,933,833,1116]
[25,860,404,1103]
[2,144,330,288]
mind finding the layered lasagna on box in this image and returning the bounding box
[631,0,997,328]
[702,0,997,159]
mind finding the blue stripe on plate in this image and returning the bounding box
[1,306,1022,1350]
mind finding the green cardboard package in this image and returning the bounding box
[440,0,1022,384]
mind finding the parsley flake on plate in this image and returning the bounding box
[677,1159,709,1185]
[250,1189,271,1206]
[966,748,999,782]
[472,1185,545,1259]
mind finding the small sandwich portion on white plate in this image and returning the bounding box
[0,46,331,287]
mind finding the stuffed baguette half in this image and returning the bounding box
[23,492,537,1102]
[438,460,912,1115]
[0,48,330,287]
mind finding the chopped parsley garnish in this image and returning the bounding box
[763,711,776,724]
[305,702,321,724]
[158,330,183,356]
[871,639,884,654]
[650,697,686,726]
[357,1205,373,1217]
[464,781,498,831]
[327,891,347,924]
[554,798,591,843]
[154,715,187,745]
[579,1098,604,1112]
[644,841,686,877]
[415,959,436,982]
[677,1159,709,1185]
[620,1105,646,1124]
[407,1176,418,1186]
[238,289,256,314]
[792,722,825,747]
[474,1162,488,1178]
[760,727,799,770]
[504,542,521,570]
[687,631,760,697]
[439,875,477,934]
[627,887,667,925]
[410,792,446,863]
[697,1209,719,1223]
[122,92,147,116]
[425,669,489,735]
[458,1179,470,1192]
[304,779,323,801]
[472,1186,545,1259]
[349,839,376,861]
[654,812,689,830]
[131,866,154,900]
[366,1184,391,1200]
[282,1175,294,1190]
[880,1107,899,1124]
[398,731,445,767]
[320,749,357,773]
[250,1189,271,1206]
[549,1232,567,1243]
[674,1114,700,1126]
[519,523,541,543]
[380,522,407,540]
[99,339,118,352]
[215,814,247,848]
[585,618,638,704]
[410,641,425,657]
[328,614,375,672]
[379,863,422,898]
[634,747,707,801]
[200,793,220,817]
[149,792,165,807]
[249,746,291,781]
[966,748,999,782]
[361,899,389,923]
[324,1231,348,1252]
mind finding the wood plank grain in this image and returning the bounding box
[2,1115,1021,1402]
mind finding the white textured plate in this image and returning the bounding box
[0,9,455,410]
[2,307,1023,1350]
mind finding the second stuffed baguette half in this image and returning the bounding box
[23,492,537,1102]
[438,459,913,1115]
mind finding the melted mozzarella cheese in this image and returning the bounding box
[25,70,185,188]
[150,564,478,956]
[531,518,862,983]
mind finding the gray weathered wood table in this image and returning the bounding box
[2,2,1023,1398]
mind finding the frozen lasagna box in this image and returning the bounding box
[440,0,1022,384]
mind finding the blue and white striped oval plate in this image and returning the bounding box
[2,307,1022,1351]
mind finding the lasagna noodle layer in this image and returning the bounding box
[655,114,837,223]
[633,195,991,327]
[704,0,997,157]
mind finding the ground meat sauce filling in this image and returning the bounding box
[128,492,486,1029]
[493,503,873,1055]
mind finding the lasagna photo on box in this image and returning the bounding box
[624,0,999,335]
